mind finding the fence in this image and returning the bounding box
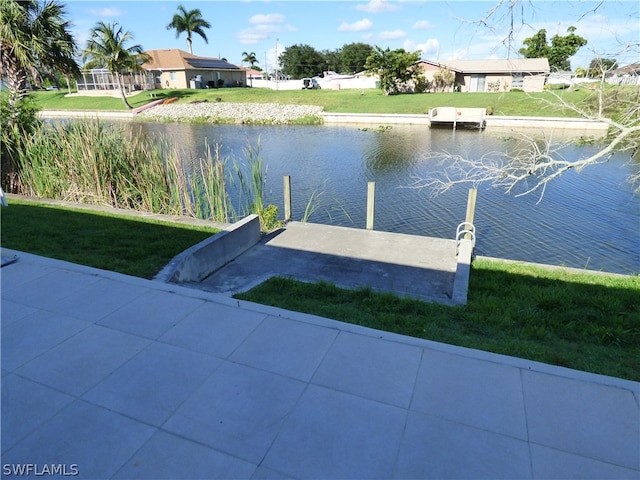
[606,75,640,86]
[249,76,379,91]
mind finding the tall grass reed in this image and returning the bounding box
[230,138,280,231]
[15,120,275,226]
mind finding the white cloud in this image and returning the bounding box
[418,38,440,56]
[239,13,294,45]
[248,13,286,25]
[379,29,406,40]
[89,8,122,17]
[264,42,285,72]
[338,18,373,32]
[413,20,432,30]
[442,39,503,61]
[237,29,268,45]
[356,0,399,14]
[402,37,439,56]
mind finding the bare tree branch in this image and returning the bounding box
[416,1,639,202]
[576,0,605,21]
[416,49,639,202]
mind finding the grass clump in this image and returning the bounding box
[235,259,640,381]
[12,119,276,229]
[16,121,174,213]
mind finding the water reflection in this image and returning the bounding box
[128,121,638,274]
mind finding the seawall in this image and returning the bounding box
[38,107,611,132]
[320,112,610,131]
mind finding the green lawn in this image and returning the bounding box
[0,198,219,278]
[30,87,594,117]
[2,198,637,381]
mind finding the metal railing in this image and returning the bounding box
[456,221,476,255]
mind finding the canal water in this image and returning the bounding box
[132,122,639,275]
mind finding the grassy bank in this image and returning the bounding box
[2,198,638,381]
[0,198,218,278]
[31,87,593,117]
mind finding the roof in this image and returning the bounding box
[611,63,640,75]
[421,58,550,74]
[142,49,240,71]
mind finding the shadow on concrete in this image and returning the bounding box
[185,222,459,305]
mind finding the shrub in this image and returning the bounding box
[259,204,281,231]
[1,94,41,192]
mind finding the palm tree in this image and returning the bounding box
[82,21,150,109]
[0,0,79,121]
[166,5,211,54]
[242,51,259,87]
[1,0,79,191]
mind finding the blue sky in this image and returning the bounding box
[65,1,639,71]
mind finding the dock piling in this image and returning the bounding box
[366,182,375,230]
[284,175,292,222]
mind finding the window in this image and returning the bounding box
[469,75,486,92]
[512,73,524,88]
[170,72,177,81]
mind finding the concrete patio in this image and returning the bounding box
[2,249,639,479]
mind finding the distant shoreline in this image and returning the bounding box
[38,105,610,132]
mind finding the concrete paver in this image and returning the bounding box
[412,349,529,440]
[82,342,221,427]
[164,362,307,465]
[396,411,532,479]
[523,371,640,471]
[2,249,639,479]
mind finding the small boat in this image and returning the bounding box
[320,70,355,81]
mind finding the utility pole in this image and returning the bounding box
[275,38,279,90]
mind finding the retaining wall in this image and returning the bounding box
[155,214,261,284]
[321,112,431,125]
[38,110,134,120]
[321,112,610,131]
[484,116,609,130]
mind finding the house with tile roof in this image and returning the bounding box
[419,58,550,93]
[142,49,244,89]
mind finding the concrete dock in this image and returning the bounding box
[191,222,459,304]
[428,107,487,129]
